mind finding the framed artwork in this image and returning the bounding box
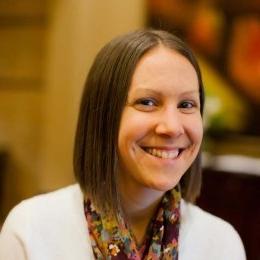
[147,0,260,136]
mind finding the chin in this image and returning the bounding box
[146,178,181,192]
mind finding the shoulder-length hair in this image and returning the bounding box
[73,29,205,216]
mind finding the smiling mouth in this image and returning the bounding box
[141,147,183,159]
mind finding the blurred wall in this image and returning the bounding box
[0,0,145,216]
[0,1,47,216]
[39,0,145,192]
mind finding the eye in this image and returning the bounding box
[180,101,194,108]
[134,98,158,111]
[178,100,198,112]
[139,98,156,106]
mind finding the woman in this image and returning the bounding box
[0,30,245,259]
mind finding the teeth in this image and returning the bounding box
[145,148,179,159]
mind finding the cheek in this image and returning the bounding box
[118,111,141,159]
[118,110,152,148]
[186,116,203,145]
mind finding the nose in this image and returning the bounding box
[154,108,184,138]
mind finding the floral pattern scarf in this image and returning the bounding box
[84,186,181,260]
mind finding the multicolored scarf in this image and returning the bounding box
[84,186,181,259]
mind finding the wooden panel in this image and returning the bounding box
[0,0,48,16]
[0,0,46,89]
[0,27,45,87]
[197,169,260,260]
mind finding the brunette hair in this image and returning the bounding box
[73,29,205,215]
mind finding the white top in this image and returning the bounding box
[0,184,246,260]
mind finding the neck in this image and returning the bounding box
[119,181,164,245]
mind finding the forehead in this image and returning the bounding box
[129,46,199,97]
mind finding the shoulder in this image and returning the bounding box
[179,200,246,260]
[180,200,240,237]
[0,184,93,259]
[2,184,83,232]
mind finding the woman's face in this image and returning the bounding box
[118,46,203,193]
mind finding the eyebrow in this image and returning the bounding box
[131,88,160,95]
[131,88,200,97]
